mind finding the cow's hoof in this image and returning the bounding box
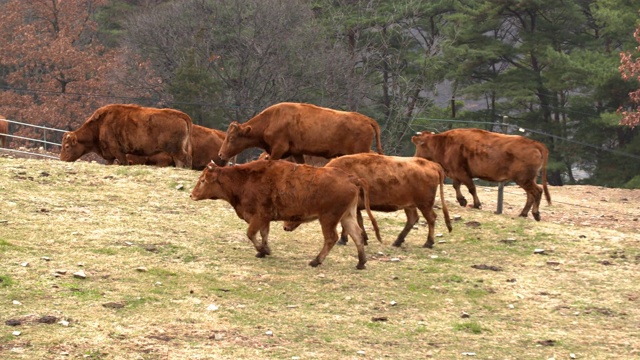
[519,213,528,218]
[356,263,366,270]
[533,213,541,221]
[309,259,321,267]
[458,198,467,207]
[422,242,434,249]
[337,237,348,246]
[255,252,266,258]
[391,240,403,247]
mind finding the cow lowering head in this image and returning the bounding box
[59,132,85,162]
[190,161,223,201]
[218,121,253,161]
[411,132,436,161]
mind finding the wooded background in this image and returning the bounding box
[1,0,639,188]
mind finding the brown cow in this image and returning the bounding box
[190,159,381,269]
[284,153,452,248]
[412,128,551,221]
[125,124,227,169]
[0,116,8,148]
[60,104,193,168]
[218,102,383,163]
[257,151,330,167]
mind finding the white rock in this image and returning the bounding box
[73,270,86,279]
[357,350,366,355]
[136,267,148,272]
[206,304,219,311]
[462,352,476,356]
[12,331,21,336]
[390,258,401,262]
[390,300,398,306]
[41,257,51,261]
[59,320,70,327]
[12,300,22,305]
[20,262,29,267]
[265,330,273,336]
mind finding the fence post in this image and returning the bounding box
[495,116,508,214]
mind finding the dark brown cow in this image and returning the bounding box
[60,104,193,168]
[284,153,452,248]
[218,102,383,163]
[125,124,227,169]
[0,116,8,148]
[190,160,381,269]
[412,128,551,220]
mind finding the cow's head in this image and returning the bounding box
[411,131,436,160]
[59,132,85,162]
[190,160,223,201]
[218,121,253,161]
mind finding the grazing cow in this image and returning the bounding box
[60,104,193,168]
[190,160,381,269]
[412,128,551,220]
[218,102,383,164]
[125,125,227,169]
[0,116,7,148]
[284,153,452,248]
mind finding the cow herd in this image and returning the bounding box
[59,103,551,269]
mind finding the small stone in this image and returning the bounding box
[265,330,273,336]
[453,215,462,220]
[390,257,401,262]
[55,269,67,275]
[534,249,546,254]
[436,233,443,237]
[136,267,148,272]
[73,270,86,279]
[462,352,476,356]
[389,300,397,306]
[41,257,51,261]
[124,241,133,246]
[570,353,576,359]
[20,262,29,267]
[175,184,184,190]
[508,304,515,309]
[206,304,219,311]
[286,305,299,308]
[77,262,85,267]
[59,320,70,327]
[213,333,224,341]
[12,300,22,305]
[357,350,366,355]
[12,331,21,336]
[461,311,470,318]
[430,255,439,259]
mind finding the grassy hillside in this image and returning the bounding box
[1,157,639,359]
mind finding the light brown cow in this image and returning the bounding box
[412,128,551,221]
[218,102,383,163]
[60,104,193,168]
[284,153,452,248]
[125,124,227,169]
[190,159,381,269]
[0,116,8,148]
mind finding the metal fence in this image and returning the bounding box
[0,118,63,159]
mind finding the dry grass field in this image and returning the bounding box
[1,155,639,359]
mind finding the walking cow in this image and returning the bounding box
[412,128,551,220]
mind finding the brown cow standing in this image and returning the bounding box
[284,153,452,248]
[125,124,227,169]
[218,102,383,163]
[412,128,551,221]
[190,160,381,269]
[0,116,8,148]
[60,104,193,168]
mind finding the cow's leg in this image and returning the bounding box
[342,213,367,270]
[292,154,305,164]
[392,208,419,247]
[247,220,271,257]
[309,216,342,268]
[267,144,289,161]
[418,205,437,248]
[518,180,542,221]
[452,179,468,207]
[338,210,367,245]
[459,176,481,209]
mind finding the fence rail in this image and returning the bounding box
[1,118,64,159]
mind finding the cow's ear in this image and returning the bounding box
[411,136,423,146]
[241,125,252,136]
[66,133,77,145]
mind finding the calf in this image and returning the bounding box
[190,160,381,269]
[285,153,452,248]
[412,128,551,220]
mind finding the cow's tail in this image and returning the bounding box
[370,118,384,155]
[357,177,382,243]
[438,165,452,233]
[541,144,551,206]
